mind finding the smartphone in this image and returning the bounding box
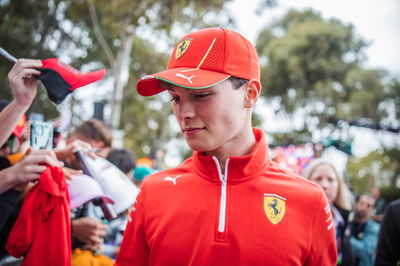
[30,121,54,150]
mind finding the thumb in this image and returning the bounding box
[25,147,32,156]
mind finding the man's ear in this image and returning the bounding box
[244,79,261,108]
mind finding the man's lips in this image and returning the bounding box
[182,127,205,136]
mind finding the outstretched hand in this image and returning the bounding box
[55,139,96,169]
[0,149,64,194]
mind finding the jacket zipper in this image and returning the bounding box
[213,157,230,237]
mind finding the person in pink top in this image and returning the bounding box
[116,27,337,266]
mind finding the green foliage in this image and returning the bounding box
[386,77,400,120]
[1,0,233,158]
[339,68,388,122]
[64,0,233,157]
[347,148,400,193]
[255,8,398,155]
[0,1,66,118]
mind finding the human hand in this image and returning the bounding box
[8,59,42,109]
[72,217,108,251]
[62,167,82,183]
[0,149,64,193]
[55,139,96,168]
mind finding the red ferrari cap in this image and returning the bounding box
[41,58,106,91]
[136,27,260,96]
[39,58,106,104]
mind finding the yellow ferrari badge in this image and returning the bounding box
[175,39,192,59]
[264,194,286,225]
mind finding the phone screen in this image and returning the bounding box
[30,121,54,150]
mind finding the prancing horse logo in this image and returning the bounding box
[175,39,192,59]
[264,193,286,225]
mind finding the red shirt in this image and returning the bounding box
[6,165,71,266]
[116,129,337,265]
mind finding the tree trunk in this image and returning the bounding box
[108,31,134,129]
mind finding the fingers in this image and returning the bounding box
[8,58,42,107]
[8,59,42,80]
[22,164,46,175]
[55,139,95,161]
[71,217,108,251]
[25,150,64,168]
[12,150,64,184]
[82,240,103,252]
[62,167,82,182]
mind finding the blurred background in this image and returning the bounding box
[0,0,399,198]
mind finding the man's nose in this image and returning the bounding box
[318,179,328,188]
[176,101,195,120]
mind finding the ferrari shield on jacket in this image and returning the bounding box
[116,129,337,266]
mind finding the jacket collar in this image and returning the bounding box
[192,128,270,182]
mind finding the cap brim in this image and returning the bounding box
[70,69,107,91]
[137,67,230,96]
[68,174,114,209]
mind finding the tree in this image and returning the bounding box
[1,0,235,159]
[255,8,399,190]
[347,148,400,193]
[256,9,368,138]
[0,0,75,120]
[62,0,231,130]
[61,0,235,158]
[256,9,397,142]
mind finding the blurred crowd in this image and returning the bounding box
[0,60,158,265]
[302,160,395,266]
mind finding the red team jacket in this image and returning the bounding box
[116,129,337,265]
[6,165,71,266]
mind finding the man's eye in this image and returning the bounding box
[170,96,179,102]
[195,94,210,98]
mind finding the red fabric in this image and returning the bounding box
[136,28,261,96]
[6,165,71,266]
[41,58,106,91]
[116,128,337,266]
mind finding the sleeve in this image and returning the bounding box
[115,187,149,266]
[304,190,338,266]
[375,202,400,266]
[350,222,379,261]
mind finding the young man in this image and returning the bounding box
[116,27,337,265]
[349,193,380,266]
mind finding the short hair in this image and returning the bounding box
[106,148,136,174]
[74,118,112,147]
[355,193,375,203]
[228,76,249,89]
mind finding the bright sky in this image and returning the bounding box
[228,0,400,74]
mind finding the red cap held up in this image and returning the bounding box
[38,58,106,104]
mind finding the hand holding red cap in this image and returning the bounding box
[38,58,106,104]
[1,47,106,104]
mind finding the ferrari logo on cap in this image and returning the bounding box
[175,39,192,59]
[264,194,286,225]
